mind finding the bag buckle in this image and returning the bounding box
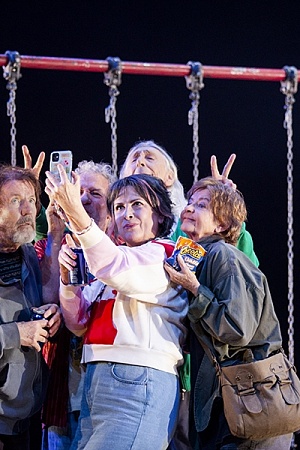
[235,371,256,396]
[235,370,262,413]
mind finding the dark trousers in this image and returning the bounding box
[29,410,43,450]
[168,391,193,450]
[0,430,30,450]
[0,410,42,450]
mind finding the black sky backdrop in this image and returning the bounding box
[1,1,300,365]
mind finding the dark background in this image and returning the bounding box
[1,2,300,368]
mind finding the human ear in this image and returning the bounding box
[214,223,228,233]
[164,169,176,188]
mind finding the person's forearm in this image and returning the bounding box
[64,208,91,234]
[59,282,88,336]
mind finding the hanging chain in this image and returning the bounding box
[2,51,22,166]
[185,61,204,183]
[280,66,298,366]
[104,57,122,177]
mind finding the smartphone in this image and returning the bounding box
[49,150,73,181]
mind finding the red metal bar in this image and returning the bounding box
[0,54,288,81]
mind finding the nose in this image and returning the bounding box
[185,203,195,213]
[124,205,134,219]
[20,199,35,215]
[136,155,145,167]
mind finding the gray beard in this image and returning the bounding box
[12,228,36,245]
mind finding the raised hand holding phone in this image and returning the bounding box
[49,150,73,181]
[45,164,84,229]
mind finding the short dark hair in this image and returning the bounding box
[0,165,42,213]
[107,174,174,238]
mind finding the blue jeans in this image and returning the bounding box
[42,411,79,449]
[71,362,180,450]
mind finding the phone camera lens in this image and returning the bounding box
[52,153,59,162]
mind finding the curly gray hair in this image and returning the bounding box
[75,160,117,184]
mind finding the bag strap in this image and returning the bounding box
[191,328,221,374]
[192,327,257,376]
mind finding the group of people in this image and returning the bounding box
[0,140,292,449]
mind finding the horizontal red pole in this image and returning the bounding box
[0,54,289,82]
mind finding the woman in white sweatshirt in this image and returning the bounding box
[45,170,188,450]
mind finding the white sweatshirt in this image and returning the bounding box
[59,222,188,375]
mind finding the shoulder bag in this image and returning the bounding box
[201,342,300,440]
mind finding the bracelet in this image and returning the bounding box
[67,218,94,236]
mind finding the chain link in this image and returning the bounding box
[185,62,204,184]
[104,57,122,177]
[2,51,22,166]
[280,66,298,365]
[6,87,17,166]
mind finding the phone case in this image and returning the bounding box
[50,150,73,181]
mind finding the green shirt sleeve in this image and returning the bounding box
[170,219,187,242]
[179,352,191,392]
[35,205,48,242]
[236,222,259,267]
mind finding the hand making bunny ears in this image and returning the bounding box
[210,153,237,190]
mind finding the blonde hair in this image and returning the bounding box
[187,177,247,245]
